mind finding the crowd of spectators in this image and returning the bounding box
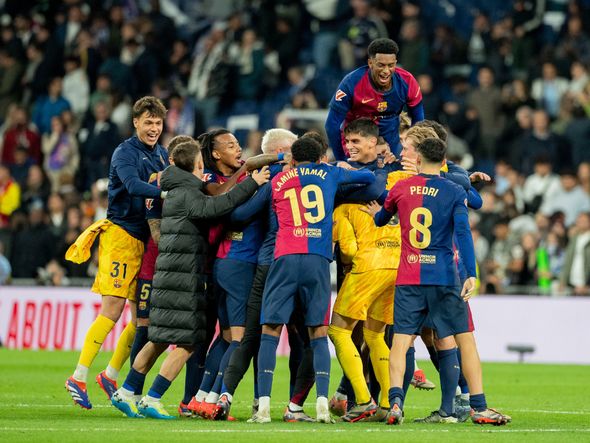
[0,0,589,294]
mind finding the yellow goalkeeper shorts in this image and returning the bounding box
[333,269,397,325]
[91,223,144,300]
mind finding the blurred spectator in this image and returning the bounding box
[398,19,428,75]
[37,259,71,286]
[541,170,590,226]
[10,201,54,278]
[121,35,159,100]
[467,13,492,72]
[42,115,79,193]
[555,15,590,66]
[0,240,10,285]
[9,146,33,187]
[62,56,90,120]
[187,25,231,129]
[568,60,589,95]
[484,218,513,293]
[511,0,544,76]
[522,156,562,214]
[508,232,541,287]
[89,74,113,112]
[228,28,265,104]
[0,164,20,229]
[55,3,85,56]
[21,41,52,106]
[501,79,536,120]
[1,105,41,165]
[531,61,570,118]
[20,164,50,210]
[303,0,351,70]
[47,192,67,240]
[417,73,442,120]
[165,93,196,138]
[110,90,133,137]
[78,101,120,190]
[429,25,466,79]
[0,48,24,120]
[560,212,590,295]
[99,45,133,95]
[518,109,568,175]
[74,29,102,91]
[32,77,71,135]
[467,66,505,161]
[564,104,590,165]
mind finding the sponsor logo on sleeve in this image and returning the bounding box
[335,89,347,101]
[145,199,154,210]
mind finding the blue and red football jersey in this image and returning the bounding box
[204,168,264,264]
[326,66,423,159]
[376,173,476,286]
[272,163,375,260]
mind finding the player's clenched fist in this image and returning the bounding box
[252,165,271,185]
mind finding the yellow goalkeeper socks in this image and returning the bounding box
[328,324,371,405]
[76,315,116,380]
[107,321,137,378]
[363,328,390,408]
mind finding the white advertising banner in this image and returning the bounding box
[1,287,589,364]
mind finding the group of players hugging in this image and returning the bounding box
[64,38,510,426]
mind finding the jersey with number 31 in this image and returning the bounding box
[272,163,375,260]
[384,173,468,286]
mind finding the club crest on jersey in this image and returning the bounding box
[377,101,388,112]
[335,89,347,101]
[146,199,154,210]
[113,279,122,288]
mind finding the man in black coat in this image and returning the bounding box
[110,140,270,419]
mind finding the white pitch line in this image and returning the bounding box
[1,427,590,433]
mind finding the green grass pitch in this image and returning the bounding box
[1,349,589,442]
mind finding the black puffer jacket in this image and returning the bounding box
[148,165,259,346]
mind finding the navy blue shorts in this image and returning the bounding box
[261,254,331,327]
[135,278,153,319]
[215,258,256,327]
[393,285,469,339]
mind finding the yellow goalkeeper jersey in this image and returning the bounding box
[333,170,414,273]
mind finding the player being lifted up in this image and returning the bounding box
[325,38,424,160]
[250,137,376,424]
[363,137,510,426]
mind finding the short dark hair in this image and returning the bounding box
[172,141,201,172]
[368,38,399,58]
[301,131,328,157]
[168,135,195,157]
[343,118,379,139]
[291,137,321,163]
[132,96,167,119]
[198,128,232,174]
[414,120,448,142]
[416,138,446,163]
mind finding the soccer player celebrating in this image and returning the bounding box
[64,97,169,409]
[325,38,424,160]
[363,137,510,426]
[250,137,376,424]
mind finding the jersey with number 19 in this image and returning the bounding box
[261,163,375,326]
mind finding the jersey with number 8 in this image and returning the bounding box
[383,173,468,285]
[272,163,375,260]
